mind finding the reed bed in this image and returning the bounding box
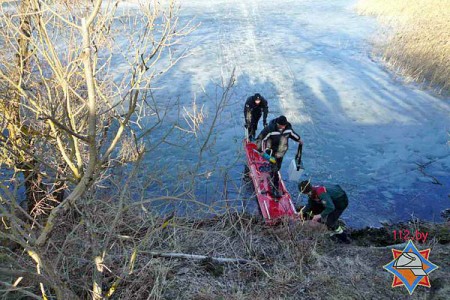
[357,0,450,94]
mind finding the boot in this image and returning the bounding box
[329,225,344,236]
[333,232,351,244]
[272,189,282,199]
[270,182,282,199]
[330,226,351,244]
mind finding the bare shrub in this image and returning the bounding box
[0,0,198,298]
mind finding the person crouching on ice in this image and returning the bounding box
[244,93,268,141]
[256,115,302,198]
[298,180,350,243]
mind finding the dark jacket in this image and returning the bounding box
[256,118,301,158]
[244,95,268,125]
[303,185,348,219]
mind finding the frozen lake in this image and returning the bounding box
[131,0,450,228]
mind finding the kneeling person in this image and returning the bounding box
[299,180,349,241]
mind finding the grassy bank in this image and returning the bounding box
[356,0,450,94]
[2,211,449,299]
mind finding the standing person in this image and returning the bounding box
[256,115,302,198]
[244,93,268,141]
[298,180,350,243]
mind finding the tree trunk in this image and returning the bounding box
[7,0,48,215]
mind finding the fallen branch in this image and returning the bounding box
[140,251,254,264]
[369,242,407,249]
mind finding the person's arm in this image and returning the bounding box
[318,191,335,219]
[303,198,312,214]
[294,142,303,170]
[244,98,251,126]
[288,128,301,143]
[262,100,268,126]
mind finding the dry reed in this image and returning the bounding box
[357,0,450,94]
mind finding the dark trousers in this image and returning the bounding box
[323,208,346,231]
[247,120,259,138]
[247,115,261,138]
[270,157,283,190]
[309,194,348,231]
[248,122,257,139]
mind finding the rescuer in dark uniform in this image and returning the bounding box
[244,93,268,141]
[299,180,350,243]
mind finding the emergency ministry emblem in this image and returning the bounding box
[383,240,439,295]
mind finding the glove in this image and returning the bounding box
[244,123,248,129]
[263,121,267,127]
[299,139,303,146]
[262,149,276,163]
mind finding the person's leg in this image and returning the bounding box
[273,169,279,191]
[268,162,278,198]
[326,206,350,243]
[248,123,254,139]
[327,210,350,243]
[276,157,283,170]
[270,163,278,188]
[249,116,260,140]
[324,209,344,231]
[274,157,284,189]
[249,123,257,140]
[270,157,284,197]
[326,195,350,243]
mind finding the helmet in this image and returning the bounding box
[394,253,427,276]
[254,93,262,100]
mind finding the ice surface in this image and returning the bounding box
[107,0,450,226]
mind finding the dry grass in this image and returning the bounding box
[356,0,450,94]
[2,205,450,299]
